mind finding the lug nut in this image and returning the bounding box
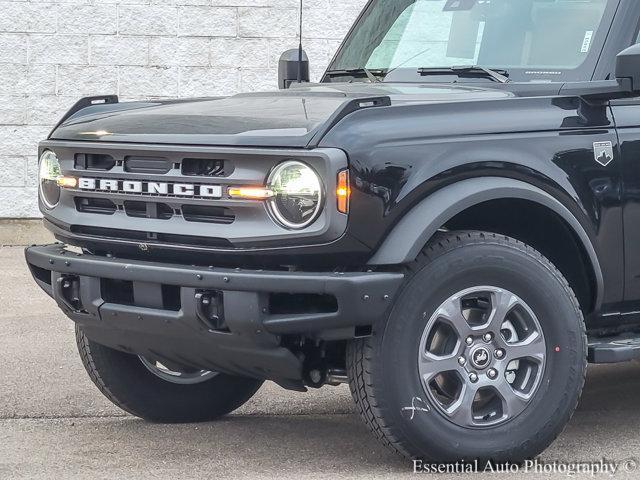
[495,349,505,359]
[483,332,493,342]
[487,368,498,379]
[469,372,478,383]
[465,336,474,346]
[458,356,466,366]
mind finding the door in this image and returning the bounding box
[611,4,640,317]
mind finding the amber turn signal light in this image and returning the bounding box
[228,187,274,199]
[337,169,350,214]
[57,176,78,188]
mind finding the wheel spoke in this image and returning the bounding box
[494,380,530,418]
[437,298,473,340]
[446,382,479,427]
[487,289,519,331]
[419,353,462,382]
[505,331,546,363]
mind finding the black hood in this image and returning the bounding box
[50,83,512,148]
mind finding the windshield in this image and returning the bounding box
[327,0,619,83]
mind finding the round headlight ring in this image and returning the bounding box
[266,160,324,230]
[38,150,62,209]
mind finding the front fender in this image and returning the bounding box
[367,176,604,308]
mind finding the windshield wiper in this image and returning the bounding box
[417,66,510,84]
[325,68,387,83]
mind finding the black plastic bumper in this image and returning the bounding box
[25,244,404,387]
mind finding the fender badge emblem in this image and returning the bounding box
[593,141,614,166]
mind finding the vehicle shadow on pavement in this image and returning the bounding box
[577,361,640,412]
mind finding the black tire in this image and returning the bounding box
[347,231,587,463]
[76,326,263,423]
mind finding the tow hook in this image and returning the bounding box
[195,290,226,331]
[55,275,82,312]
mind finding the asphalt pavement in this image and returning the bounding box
[2,245,640,479]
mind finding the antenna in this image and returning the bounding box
[297,0,304,83]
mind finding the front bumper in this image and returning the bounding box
[25,244,403,387]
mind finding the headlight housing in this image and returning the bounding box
[266,161,323,229]
[38,150,62,209]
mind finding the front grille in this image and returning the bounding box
[64,147,241,233]
[44,141,346,252]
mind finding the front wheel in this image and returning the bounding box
[347,231,587,463]
[76,326,263,423]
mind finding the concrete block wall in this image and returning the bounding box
[0,0,367,217]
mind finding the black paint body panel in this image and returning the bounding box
[319,96,624,319]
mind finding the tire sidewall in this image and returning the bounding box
[77,327,264,423]
[375,238,586,461]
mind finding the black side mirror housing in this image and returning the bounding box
[615,43,640,93]
[278,49,310,89]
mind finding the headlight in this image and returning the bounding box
[266,161,323,229]
[38,150,62,209]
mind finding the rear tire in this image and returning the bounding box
[76,326,263,423]
[347,231,587,462]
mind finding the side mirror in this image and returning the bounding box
[278,49,309,89]
[615,43,640,93]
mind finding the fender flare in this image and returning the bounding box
[367,177,604,308]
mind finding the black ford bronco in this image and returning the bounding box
[25,0,640,464]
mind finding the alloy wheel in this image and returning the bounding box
[418,286,546,428]
[138,356,218,385]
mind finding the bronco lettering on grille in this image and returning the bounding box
[77,178,222,198]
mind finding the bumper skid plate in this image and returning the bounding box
[25,244,404,386]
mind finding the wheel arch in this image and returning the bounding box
[367,177,604,313]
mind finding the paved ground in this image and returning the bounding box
[2,245,640,479]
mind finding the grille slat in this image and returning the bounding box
[70,225,233,248]
[124,156,172,174]
[182,205,235,225]
[124,201,173,220]
[182,158,228,177]
[74,153,115,171]
[74,197,117,215]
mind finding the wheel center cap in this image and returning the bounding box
[470,346,491,369]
